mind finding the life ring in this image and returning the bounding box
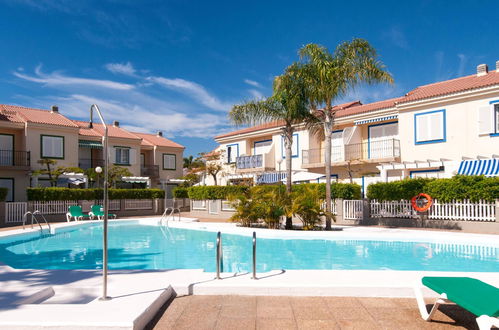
[411,193,433,212]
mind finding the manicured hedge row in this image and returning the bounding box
[187,182,361,200]
[0,187,8,202]
[172,187,189,198]
[366,175,499,202]
[27,188,165,201]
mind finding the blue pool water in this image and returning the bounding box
[0,222,498,272]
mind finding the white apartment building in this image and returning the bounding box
[211,62,499,195]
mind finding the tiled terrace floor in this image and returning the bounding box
[150,295,480,330]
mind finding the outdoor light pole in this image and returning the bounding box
[90,104,111,301]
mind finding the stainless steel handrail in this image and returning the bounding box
[33,210,51,232]
[252,232,257,280]
[215,231,222,279]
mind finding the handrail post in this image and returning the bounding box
[252,231,257,280]
[215,231,222,279]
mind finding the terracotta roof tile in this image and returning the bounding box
[336,97,404,118]
[0,105,79,127]
[72,120,141,140]
[132,132,185,149]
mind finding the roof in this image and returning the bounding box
[336,96,404,118]
[401,70,499,103]
[72,120,141,140]
[132,132,185,149]
[0,105,79,127]
[215,120,285,139]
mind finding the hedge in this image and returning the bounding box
[27,188,165,201]
[187,182,361,200]
[0,187,8,202]
[366,175,499,202]
[173,187,189,198]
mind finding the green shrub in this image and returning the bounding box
[27,188,164,201]
[249,183,361,200]
[187,186,249,200]
[291,185,324,230]
[0,187,8,202]
[366,175,499,202]
[173,187,189,198]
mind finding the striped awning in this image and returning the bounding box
[79,140,103,149]
[457,159,499,177]
[256,172,287,184]
[354,115,398,125]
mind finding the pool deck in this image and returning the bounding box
[0,218,498,329]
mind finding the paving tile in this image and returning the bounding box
[222,295,257,307]
[357,297,400,308]
[152,296,190,329]
[329,307,374,321]
[365,307,415,321]
[257,296,291,307]
[215,317,256,330]
[336,319,382,330]
[173,314,218,330]
[220,304,257,319]
[291,304,333,320]
[257,317,297,330]
[257,305,294,319]
[296,319,339,330]
[323,297,361,308]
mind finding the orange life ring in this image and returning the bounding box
[411,193,433,212]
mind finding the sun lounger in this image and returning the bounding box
[89,205,117,220]
[66,206,92,222]
[414,276,499,330]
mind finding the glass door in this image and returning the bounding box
[0,134,14,166]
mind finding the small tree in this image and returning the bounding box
[292,185,325,230]
[34,159,83,187]
[108,165,133,187]
[228,191,259,227]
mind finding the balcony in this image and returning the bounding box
[141,165,159,177]
[78,158,104,170]
[302,138,400,167]
[236,152,275,172]
[0,150,30,168]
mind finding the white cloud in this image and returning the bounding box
[244,79,261,88]
[457,54,468,77]
[248,89,264,99]
[14,65,134,90]
[383,26,409,50]
[105,62,136,76]
[149,76,232,111]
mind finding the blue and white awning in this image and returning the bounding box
[457,159,499,177]
[257,172,287,184]
[354,115,398,125]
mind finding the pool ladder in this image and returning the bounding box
[23,210,51,232]
[215,231,257,280]
[159,207,181,226]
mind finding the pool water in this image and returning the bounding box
[0,222,498,272]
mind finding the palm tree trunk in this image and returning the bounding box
[324,116,333,230]
[283,127,293,229]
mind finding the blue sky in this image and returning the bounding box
[1,0,498,157]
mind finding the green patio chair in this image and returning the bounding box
[66,206,92,222]
[414,276,499,329]
[89,205,117,221]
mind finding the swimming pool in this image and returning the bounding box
[0,221,498,272]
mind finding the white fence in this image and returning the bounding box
[124,199,153,210]
[320,200,338,215]
[191,200,207,210]
[30,200,79,215]
[165,198,190,208]
[5,202,27,223]
[370,199,497,222]
[343,200,364,220]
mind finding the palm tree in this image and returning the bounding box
[229,67,312,229]
[297,39,393,230]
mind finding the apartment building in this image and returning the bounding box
[212,62,499,194]
[0,105,184,201]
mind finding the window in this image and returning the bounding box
[163,153,176,170]
[0,178,14,202]
[226,144,239,163]
[41,135,64,158]
[495,104,499,134]
[414,110,446,144]
[253,140,272,155]
[115,147,130,165]
[0,134,14,166]
[478,102,499,135]
[281,133,299,158]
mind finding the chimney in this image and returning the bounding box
[477,64,488,76]
[50,105,59,113]
[113,120,120,127]
[157,131,163,137]
[496,60,499,72]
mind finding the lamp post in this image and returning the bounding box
[89,104,111,301]
[95,166,102,188]
[276,157,283,184]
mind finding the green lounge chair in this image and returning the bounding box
[66,206,92,222]
[414,276,499,329]
[89,205,117,221]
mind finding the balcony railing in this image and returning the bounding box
[302,139,400,165]
[236,154,263,169]
[0,150,30,167]
[78,158,104,170]
[141,165,159,177]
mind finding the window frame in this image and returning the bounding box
[114,146,131,165]
[226,143,239,164]
[162,153,176,170]
[414,109,446,145]
[493,103,499,136]
[281,133,299,158]
[0,177,14,202]
[40,134,65,159]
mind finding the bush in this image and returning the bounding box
[0,187,8,202]
[366,175,499,202]
[173,187,189,198]
[27,188,165,201]
[249,183,361,200]
[187,186,249,200]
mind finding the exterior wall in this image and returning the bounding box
[0,127,25,151]
[0,170,30,201]
[398,94,499,163]
[108,138,142,176]
[154,146,184,181]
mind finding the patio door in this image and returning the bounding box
[0,134,14,166]
[368,123,398,159]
